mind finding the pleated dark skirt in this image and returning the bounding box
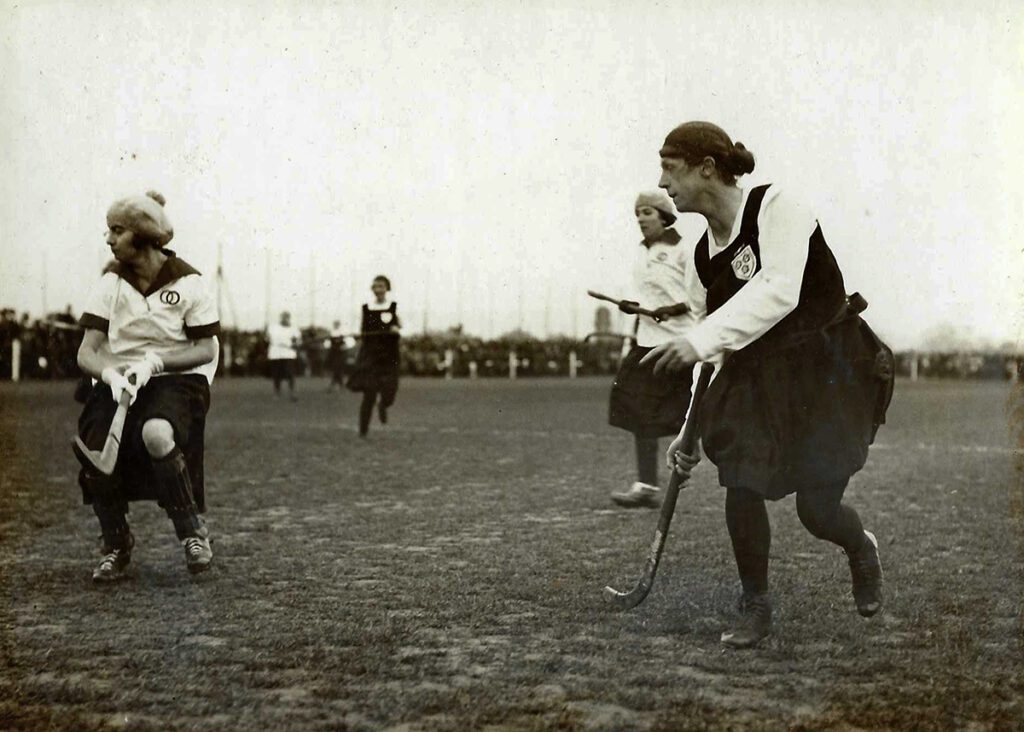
[700,316,894,499]
[76,374,210,510]
[609,346,694,438]
[346,344,400,407]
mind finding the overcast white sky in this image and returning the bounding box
[2,0,1022,349]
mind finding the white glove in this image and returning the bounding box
[124,352,165,391]
[101,366,138,405]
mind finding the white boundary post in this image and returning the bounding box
[11,339,21,382]
[444,348,454,379]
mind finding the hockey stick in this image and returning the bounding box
[586,290,664,322]
[604,361,715,610]
[583,331,635,344]
[72,374,136,476]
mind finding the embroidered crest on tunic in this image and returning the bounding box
[731,245,758,281]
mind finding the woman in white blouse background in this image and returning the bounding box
[607,191,700,509]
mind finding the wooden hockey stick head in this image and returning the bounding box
[71,376,135,476]
[72,433,122,475]
[602,361,715,609]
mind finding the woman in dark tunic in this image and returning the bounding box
[644,122,895,649]
[347,275,401,437]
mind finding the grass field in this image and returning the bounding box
[1,376,1022,731]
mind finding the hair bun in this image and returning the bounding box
[728,143,756,176]
[145,190,166,207]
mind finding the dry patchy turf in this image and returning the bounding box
[1,377,1022,731]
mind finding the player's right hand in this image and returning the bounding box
[124,353,163,391]
[618,300,641,315]
[101,366,138,406]
[640,337,699,375]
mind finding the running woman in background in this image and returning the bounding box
[347,275,401,438]
[645,122,894,648]
[608,191,700,508]
[75,191,219,581]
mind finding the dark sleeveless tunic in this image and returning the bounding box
[696,185,894,498]
[346,302,400,405]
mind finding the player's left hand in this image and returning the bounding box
[639,337,699,375]
[124,352,164,390]
[650,304,686,322]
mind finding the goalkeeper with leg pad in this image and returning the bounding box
[74,190,220,582]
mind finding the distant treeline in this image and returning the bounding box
[2,309,1020,381]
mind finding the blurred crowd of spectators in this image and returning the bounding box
[2,307,1020,382]
[219,327,625,378]
[0,307,81,380]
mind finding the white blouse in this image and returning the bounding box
[632,231,701,348]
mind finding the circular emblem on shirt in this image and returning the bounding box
[731,245,758,281]
[159,290,181,305]
[380,311,394,325]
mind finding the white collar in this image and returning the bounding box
[366,297,392,310]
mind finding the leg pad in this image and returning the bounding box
[151,448,198,519]
[92,501,133,552]
[151,447,206,540]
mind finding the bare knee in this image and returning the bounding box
[141,419,176,458]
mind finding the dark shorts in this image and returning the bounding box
[76,374,211,509]
[269,359,295,381]
[608,346,694,438]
